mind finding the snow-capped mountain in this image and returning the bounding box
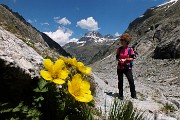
[157,0,178,7]
[77,31,115,44]
[63,31,116,64]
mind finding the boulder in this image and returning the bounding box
[154,38,180,59]
[0,27,43,101]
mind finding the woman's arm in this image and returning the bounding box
[116,48,120,61]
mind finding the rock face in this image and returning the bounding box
[92,0,180,119]
[63,31,116,64]
[0,26,43,100]
[154,38,180,59]
[128,0,180,59]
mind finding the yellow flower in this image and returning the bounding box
[67,57,78,66]
[60,56,92,75]
[68,74,93,102]
[60,56,68,63]
[77,62,92,75]
[40,59,69,84]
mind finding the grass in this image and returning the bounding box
[161,103,176,114]
[108,98,145,120]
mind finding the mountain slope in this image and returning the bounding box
[0,4,70,59]
[91,0,180,63]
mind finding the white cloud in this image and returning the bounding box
[44,27,77,46]
[27,19,38,24]
[69,38,78,43]
[115,32,121,37]
[41,22,50,26]
[27,19,32,24]
[54,17,60,20]
[76,17,99,31]
[54,17,71,26]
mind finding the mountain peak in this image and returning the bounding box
[84,31,103,38]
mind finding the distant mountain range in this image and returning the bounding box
[63,31,117,64]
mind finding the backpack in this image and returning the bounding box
[117,46,134,68]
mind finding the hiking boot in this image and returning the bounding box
[132,96,137,99]
[131,92,137,99]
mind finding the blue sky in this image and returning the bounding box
[0,0,169,45]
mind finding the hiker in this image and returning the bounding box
[116,33,137,99]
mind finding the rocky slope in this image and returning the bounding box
[0,4,70,105]
[63,31,116,64]
[92,0,180,119]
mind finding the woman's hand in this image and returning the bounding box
[119,59,126,62]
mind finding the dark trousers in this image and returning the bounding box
[117,69,136,98]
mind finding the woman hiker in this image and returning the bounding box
[116,33,137,100]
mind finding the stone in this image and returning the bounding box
[0,27,43,101]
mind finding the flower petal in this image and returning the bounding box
[81,80,90,91]
[53,79,65,84]
[54,59,65,73]
[77,62,92,75]
[75,94,93,102]
[85,67,92,75]
[40,70,52,80]
[44,59,53,72]
[77,62,84,67]
[58,69,69,80]
[67,58,78,66]
[68,80,73,94]
[60,56,67,63]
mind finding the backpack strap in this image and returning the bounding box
[128,47,134,67]
[128,47,131,56]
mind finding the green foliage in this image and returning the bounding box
[0,101,41,120]
[43,81,94,120]
[0,79,47,120]
[161,103,176,114]
[0,77,94,120]
[108,99,145,120]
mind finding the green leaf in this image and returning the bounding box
[34,96,44,102]
[33,88,41,92]
[38,79,48,90]
[33,79,48,92]
[12,102,23,112]
[40,87,48,92]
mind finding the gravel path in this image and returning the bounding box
[91,53,180,120]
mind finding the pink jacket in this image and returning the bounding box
[116,46,134,69]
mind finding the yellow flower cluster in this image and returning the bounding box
[60,56,92,75]
[40,56,93,103]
